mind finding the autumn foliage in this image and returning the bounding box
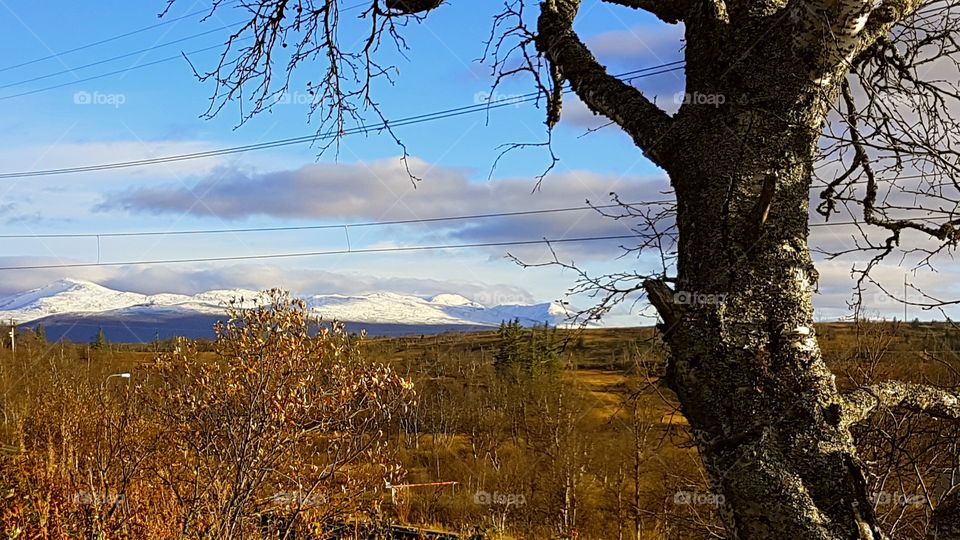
[0,291,415,539]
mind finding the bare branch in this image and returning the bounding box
[843,381,960,426]
[643,278,680,329]
[384,0,443,15]
[814,0,960,313]
[536,0,675,169]
[169,0,428,181]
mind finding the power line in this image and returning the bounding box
[0,2,240,73]
[0,201,675,239]
[0,62,685,179]
[1,58,949,188]
[0,200,940,240]
[0,7,949,189]
[0,215,944,271]
[0,23,242,91]
[0,41,243,101]
[0,204,944,271]
[0,1,371,98]
[0,234,640,271]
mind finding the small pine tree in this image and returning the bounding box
[494,319,560,378]
[92,327,108,350]
[35,324,46,343]
[493,319,525,373]
[526,322,561,377]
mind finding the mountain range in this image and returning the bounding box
[0,279,569,342]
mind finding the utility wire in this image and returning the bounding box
[0,214,947,271]
[0,201,675,239]
[0,1,372,98]
[0,41,245,101]
[0,2,240,73]
[0,57,945,188]
[0,202,940,240]
[0,62,685,179]
[0,23,243,90]
[0,234,641,271]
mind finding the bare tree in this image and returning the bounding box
[170,0,960,537]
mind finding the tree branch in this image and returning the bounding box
[842,381,960,426]
[384,0,444,15]
[600,0,688,23]
[643,278,680,330]
[859,0,927,45]
[536,0,676,169]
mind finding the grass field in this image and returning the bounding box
[1,319,958,538]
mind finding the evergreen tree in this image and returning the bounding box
[92,327,108,350]
[493,319,525,373]
[494,319,560,378]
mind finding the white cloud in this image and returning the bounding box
[812,259,960,320]
[98,156,671,259]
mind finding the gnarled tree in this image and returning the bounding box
[170,0,960,537]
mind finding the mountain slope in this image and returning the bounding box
[0,279,568,341]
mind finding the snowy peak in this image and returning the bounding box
[0,280,568,331]
[0,279,148,320]
[429,294,481,308]
[303,292,562,327]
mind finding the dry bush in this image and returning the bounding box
[1,359,162,538]
[1,290,415,539]
[144,291,416,537]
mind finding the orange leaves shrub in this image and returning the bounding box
[1,290,415,539]
[147,290,416,537]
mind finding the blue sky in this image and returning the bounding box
[0,0,953,324]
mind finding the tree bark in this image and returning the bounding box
[636,17,890,537]
[649,150,884,537]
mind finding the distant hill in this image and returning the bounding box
[0,279,569,342]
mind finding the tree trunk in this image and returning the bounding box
[644,55,889,534]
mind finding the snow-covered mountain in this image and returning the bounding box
[0,279,262,323]
[0,279,568,341]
